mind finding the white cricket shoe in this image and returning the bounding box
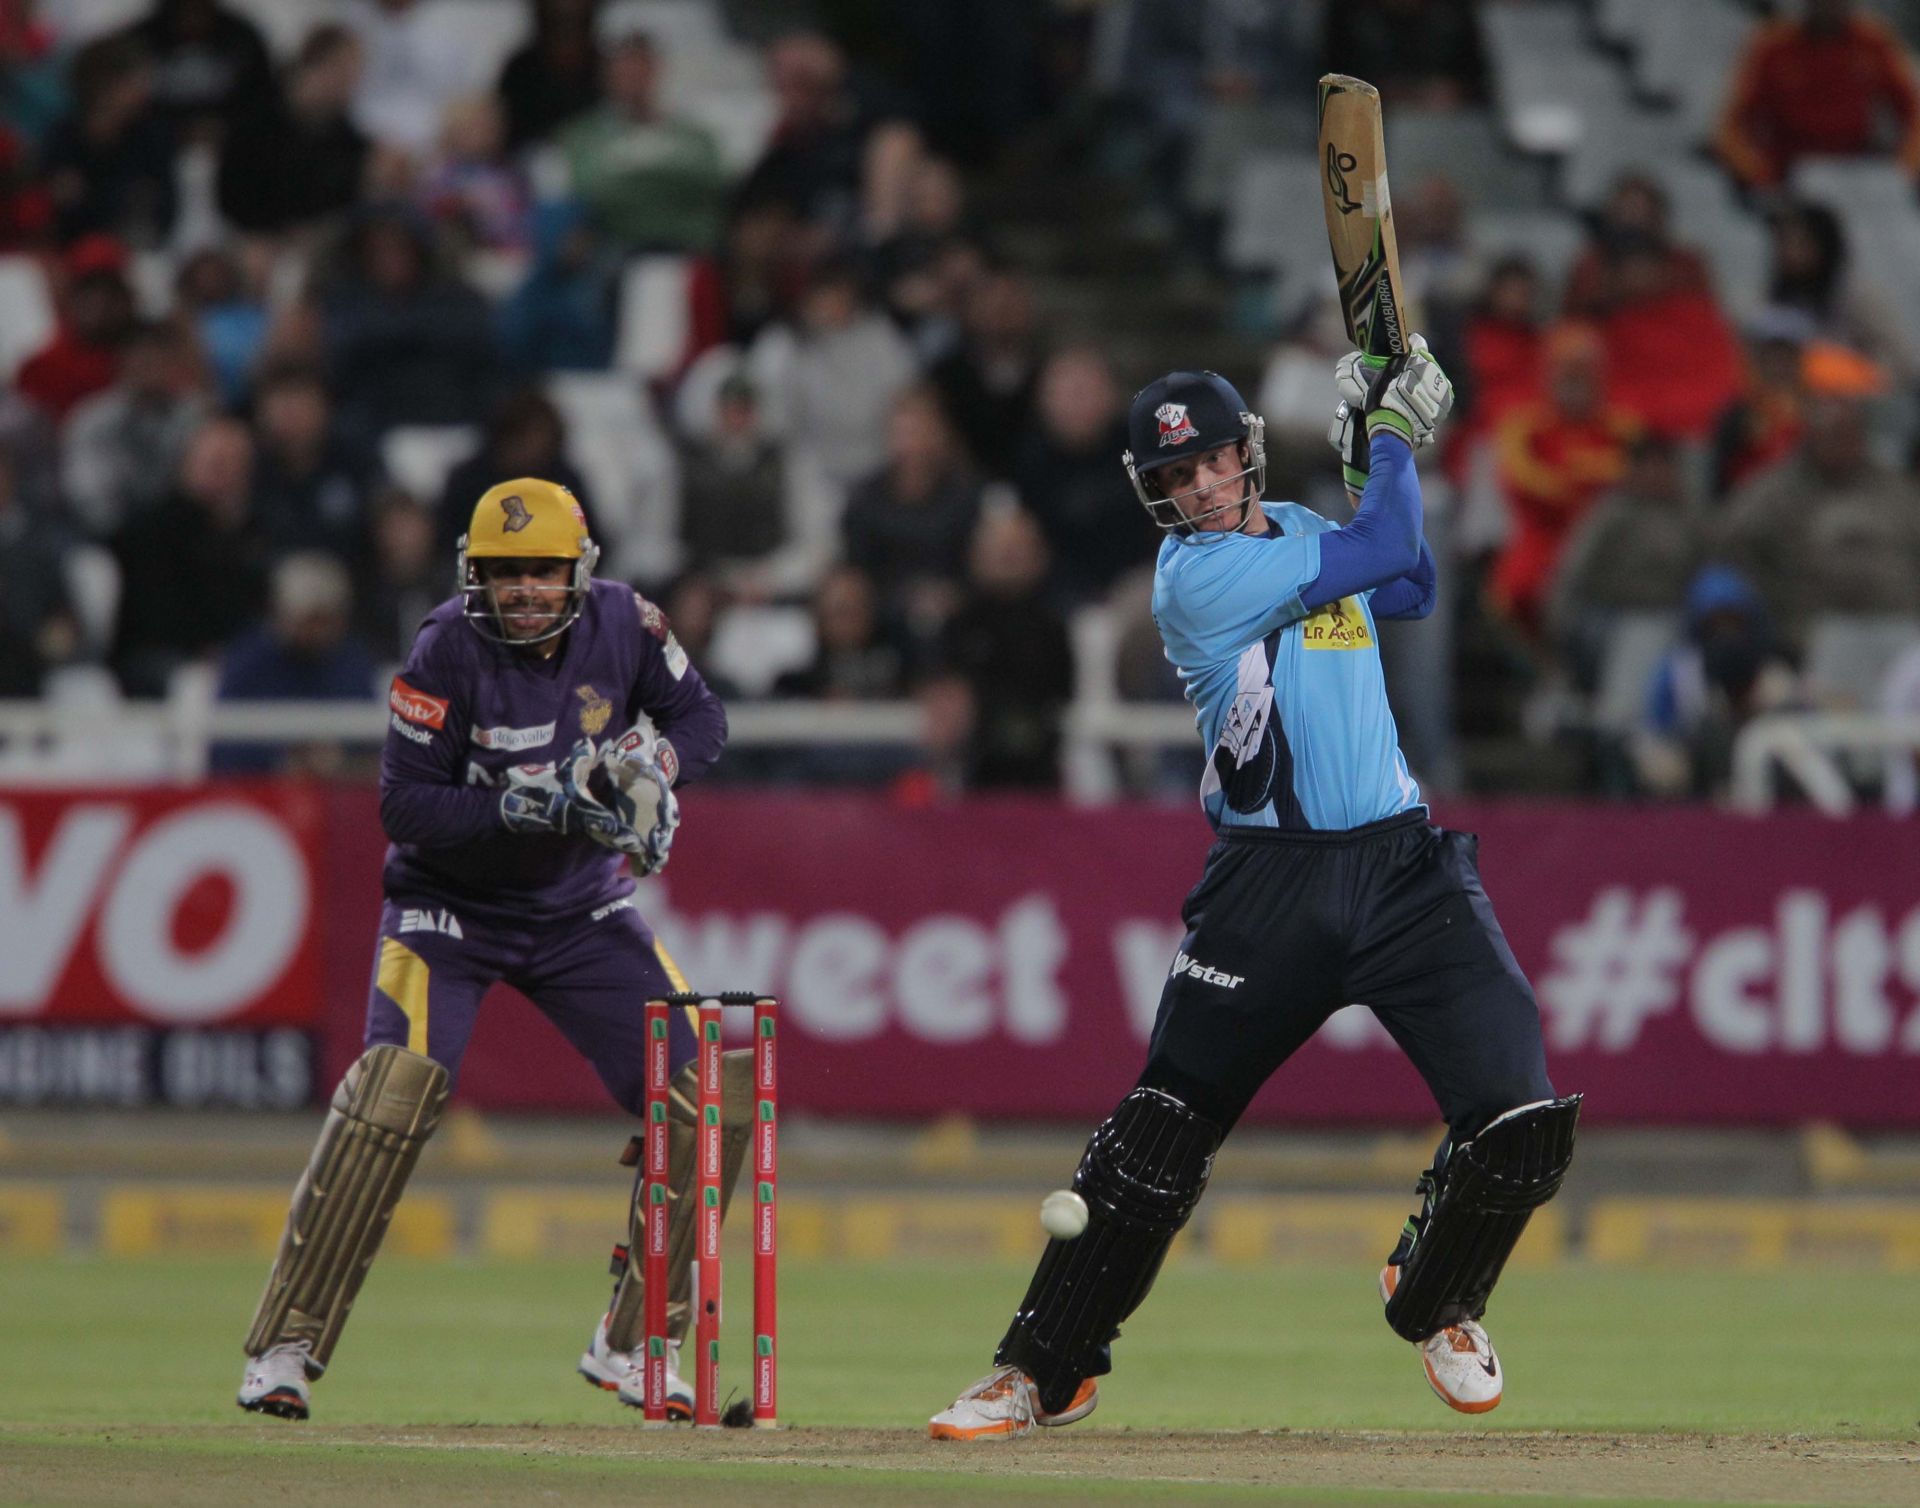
[237,1341,313,1420]
[1379,1265,1503,1414]
[927,1364,1098,1441]
[602,1326,694,1421]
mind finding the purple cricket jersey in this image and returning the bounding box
[379,578,728,921]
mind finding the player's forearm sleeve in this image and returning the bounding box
[379,783,505,846]
[1368,539,1436,620]
[1301,434,1422,608]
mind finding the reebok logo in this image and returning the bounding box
[398,907,464,939]
[1171,951,1245,989]
[389,712,433,746]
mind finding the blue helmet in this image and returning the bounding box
[1122,370,1266,535]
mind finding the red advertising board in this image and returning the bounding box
[0,785,324,1107]
[311,789,1920,1127]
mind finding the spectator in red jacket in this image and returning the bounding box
[14,238,137,422]
[1444,255,1543,489]
[1717,0,1920,189]
[1490,323,1641,636]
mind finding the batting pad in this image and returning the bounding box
[244,1046,450,1370]
[998,1088,1221,1415]
[1384,1094,1581,1342]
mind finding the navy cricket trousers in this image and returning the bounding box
[1139,810,1555,1140]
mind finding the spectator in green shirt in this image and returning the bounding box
[559,31,726,254]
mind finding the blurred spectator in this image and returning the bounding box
[1448,256,1544,485]
[1546,433,1704,686]
[498,0,602,151]
[1878,640,1920,812]
[1763,199,1914,379]
[652,569,741,701]
[1718,380,1920,643]
[1710,310,1810,496]
[842,386,984,636]
[498,200,618,373]
[749,259,917,492]
[15,239,136,421]
[1565,174,1743,440]
[1490,324,1640,635]
[118,0,274,143]
[1633,566,1802,799]
[175,244,267,406]
[1259,297,1362,501]
[416,93,531,254]
[720,199,813,346]
[213,551,379,773]
[0,4,64,146]
[1015,345,1152,605]
[218,24,369,239]
[0,125,55,248]
[883,226,987,366]
[355,487,442,663]
[868,153,971,307]
[0,387,61,516]
[252,361,383,562]
[939,507,1073,789]
[319,206,498,436]
[772,564,907,700]
[41,36,176,246]
[1394,175,1481,362]
[344,0,483,157]
[1321,0,1487,109]
[890,671,974,805]
[676,369,787,582]
[737,32,878,243]
[0,448,81,695]
[62,318,212,537]
[559,32,726,254]
[111,415,271,696]
[436,389,591,552]
[1717,0,1920,190]
[930,267,1042,479]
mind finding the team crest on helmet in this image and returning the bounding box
[499,494,533,532]
[575,684,612,736]
[1156,402,1198,446]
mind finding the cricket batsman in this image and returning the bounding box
[238,479,740,1421]
[930,346,1580,1439]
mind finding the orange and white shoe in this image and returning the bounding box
[927,1365,1099,1440]
[1379,1265,1503,1414]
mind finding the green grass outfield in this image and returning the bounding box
[1,1256,1915,1506]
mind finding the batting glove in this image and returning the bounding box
[1339,334,1453,451]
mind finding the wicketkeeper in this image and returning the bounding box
[238,478,749,1421]
[931,345,1579,1438]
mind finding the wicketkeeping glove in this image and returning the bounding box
[1332,333,1453,453]
[596,720,681,875]
[499,738,643,853]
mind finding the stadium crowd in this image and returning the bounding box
[3,0,1920,806]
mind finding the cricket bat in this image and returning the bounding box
[1317,73,1414,360]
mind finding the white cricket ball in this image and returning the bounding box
[1039,1189,1089,1240]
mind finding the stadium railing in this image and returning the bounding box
[1729,712,1920,815]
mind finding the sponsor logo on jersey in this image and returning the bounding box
[471,720,556,753]
[1301,595,1373,651]
[390,677,448,728]
[591,897,636,922]
[389,711,434,745]
[1170,951,1245,989]
[576,684,612,736]
[1156,401,1198,446]
[500,494,532,532]
[663,632,689,680]
[398,907,464,939]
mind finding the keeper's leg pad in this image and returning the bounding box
[995,1087,1221,1415]
[1384,1094,1581,1343]
[244,1045,449,1370]
[604,1048,753,1352]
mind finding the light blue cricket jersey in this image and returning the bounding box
[1151,500,1423,833]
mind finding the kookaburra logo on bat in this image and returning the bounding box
[1325,142,1360,215]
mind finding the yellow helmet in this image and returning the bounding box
[457,478,601,645]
